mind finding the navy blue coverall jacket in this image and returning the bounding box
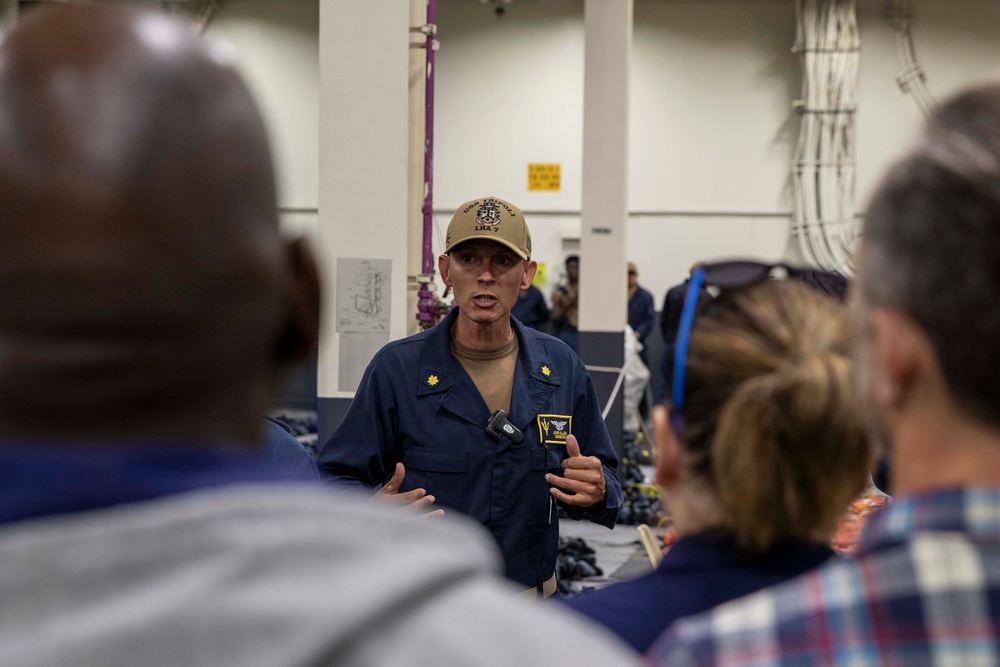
[627,286,655,346]
[318,308,623,588]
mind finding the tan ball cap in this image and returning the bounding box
[444,196,531,260]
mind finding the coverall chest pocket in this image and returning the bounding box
[402,447,468,512]
[528,446,564,533]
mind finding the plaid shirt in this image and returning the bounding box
[649,488,1000,666]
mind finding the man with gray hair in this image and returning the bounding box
[0,6,636,665]
[650,82,1000,664]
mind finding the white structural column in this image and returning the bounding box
[579,0,632,456]
[580,0,632,334]
[317,1,411,437]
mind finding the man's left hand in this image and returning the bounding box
[545,434,607,507]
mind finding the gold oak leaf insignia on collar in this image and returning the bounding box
[541,366,551,377]
[427,375,439,387]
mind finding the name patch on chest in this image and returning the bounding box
[537,414,572,445]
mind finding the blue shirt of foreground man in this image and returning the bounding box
[319,196,622,592]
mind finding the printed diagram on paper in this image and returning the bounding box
[336,258,391,333]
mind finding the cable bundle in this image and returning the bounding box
[887,0,935,117]
[791,0,860,275]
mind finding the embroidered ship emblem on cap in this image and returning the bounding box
[475,200,501,228]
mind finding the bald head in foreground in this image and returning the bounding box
[0,3,317,442]
[0,7,636,666]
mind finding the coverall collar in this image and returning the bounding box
[416,308,562,433]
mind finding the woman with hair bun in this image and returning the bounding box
[561,266,871,653]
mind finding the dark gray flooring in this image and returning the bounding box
[559,465,665,588]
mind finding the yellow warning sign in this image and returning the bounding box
[533,262,547,287]
[528,163,561,192]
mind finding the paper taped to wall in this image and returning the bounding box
[336,258,391,333]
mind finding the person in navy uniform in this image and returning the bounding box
[511,283,550,332]
[550,255,580,352]
[318,196,622,595]
[626,262,655,367]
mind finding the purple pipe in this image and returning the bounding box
[423,0,436,274]
[417,0,439,327]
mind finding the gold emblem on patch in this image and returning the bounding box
[427,375,439,387]
[541,365,551,377]
[537,414,572,445]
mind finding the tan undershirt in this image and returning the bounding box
[451,333,519,414]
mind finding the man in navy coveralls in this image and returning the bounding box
[319,197,622,595]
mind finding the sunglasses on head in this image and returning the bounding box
[670,260,845,432]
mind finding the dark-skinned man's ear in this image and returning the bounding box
[275,236,321,363]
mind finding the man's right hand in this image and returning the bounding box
[374,463,444,516]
